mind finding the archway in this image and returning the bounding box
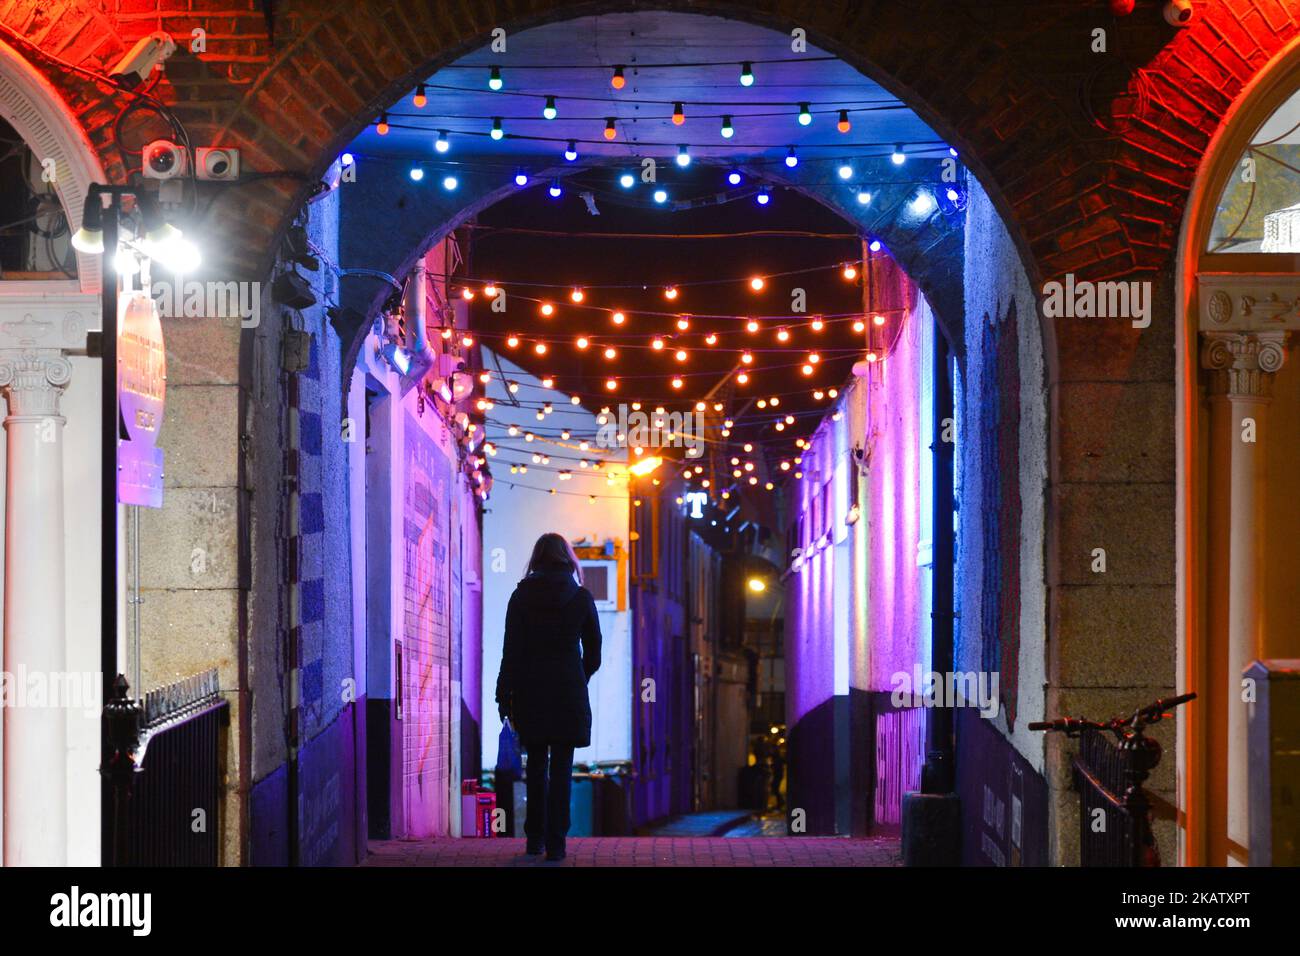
[1176,33,1300,867]
[244,7,1053,861]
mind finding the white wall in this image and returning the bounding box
[479,350,631,769]
[958,177,1048,770]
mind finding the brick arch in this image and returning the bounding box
[8,2,1292,293]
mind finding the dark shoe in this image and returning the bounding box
[545,850,566,862]
[525,841,544,856]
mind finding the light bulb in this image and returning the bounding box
[619,173,634,189]
[891,145,905,165]
[413,84,427,108]
[611,66,625,89]
[857,190,872,205]
[727,170,742,186]
[653,188,668,204]
[721,116,734,139]
[676,145,690,167]
[785,146,798,168]
[435,130,449,153]
[837,109,850,133]
[514,171,528,187]
[798,103,812,126]
[491,117,503,140]
[543,96,557,120]
[409,166,424,182]
[838,163,853,180]
[564,141,578,162]
[672,102,685,125]
[756,189,771,206]
[489,66,503,91]
[549,180,562,198]
[376,113,389,135]
[749,277,764,291]
[739,62,754,86]
[442,175,457,190]
[605,118,617,140]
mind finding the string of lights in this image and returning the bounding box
[373,117,947,154]
[427,255,865,292]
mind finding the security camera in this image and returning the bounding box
[196,148,240,181]
[1163,0,1193,26]
[142,140,189,180]
[108,32,177,87]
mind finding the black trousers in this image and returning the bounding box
[523,739,574,854]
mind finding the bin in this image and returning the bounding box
[569,776,595,836]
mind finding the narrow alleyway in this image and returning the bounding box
[362,835,900,867]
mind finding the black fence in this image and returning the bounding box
[110,670,229,866]
[1071,730,1159,867]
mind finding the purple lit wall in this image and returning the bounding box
[784,254,930,834]
[866,284,927,689]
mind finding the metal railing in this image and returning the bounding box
[1031,692,1195,868]
[104,669,229,866]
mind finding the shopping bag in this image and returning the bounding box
[497,717,523,777]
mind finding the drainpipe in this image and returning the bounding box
[901,321,960,865]
[403,259,435,377]
[926,326,956,785]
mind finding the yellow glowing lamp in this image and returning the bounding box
[628,455,663,477]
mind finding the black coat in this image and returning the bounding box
[495,568,603,747]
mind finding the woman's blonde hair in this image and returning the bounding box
[524,532,583,584]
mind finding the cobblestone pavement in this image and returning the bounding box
[363,834,902,867]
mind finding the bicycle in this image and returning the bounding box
[1030,692,1196,867]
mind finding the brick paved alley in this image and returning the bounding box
[362,836,901,867]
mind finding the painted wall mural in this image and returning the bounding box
[403,410,453,837]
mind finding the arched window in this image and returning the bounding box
[1208,87,1300,253]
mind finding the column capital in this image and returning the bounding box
[0,348,73,421]
[1200,330,1289,399]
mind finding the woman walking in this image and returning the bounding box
[495,533,602,861]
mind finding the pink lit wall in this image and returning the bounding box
[865,280,928,690]
[783,253,930,834]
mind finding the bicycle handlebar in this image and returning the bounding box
[1029,692,1196,735]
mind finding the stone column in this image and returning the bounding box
[1200,329,1288,866]
[0,344,73,866]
